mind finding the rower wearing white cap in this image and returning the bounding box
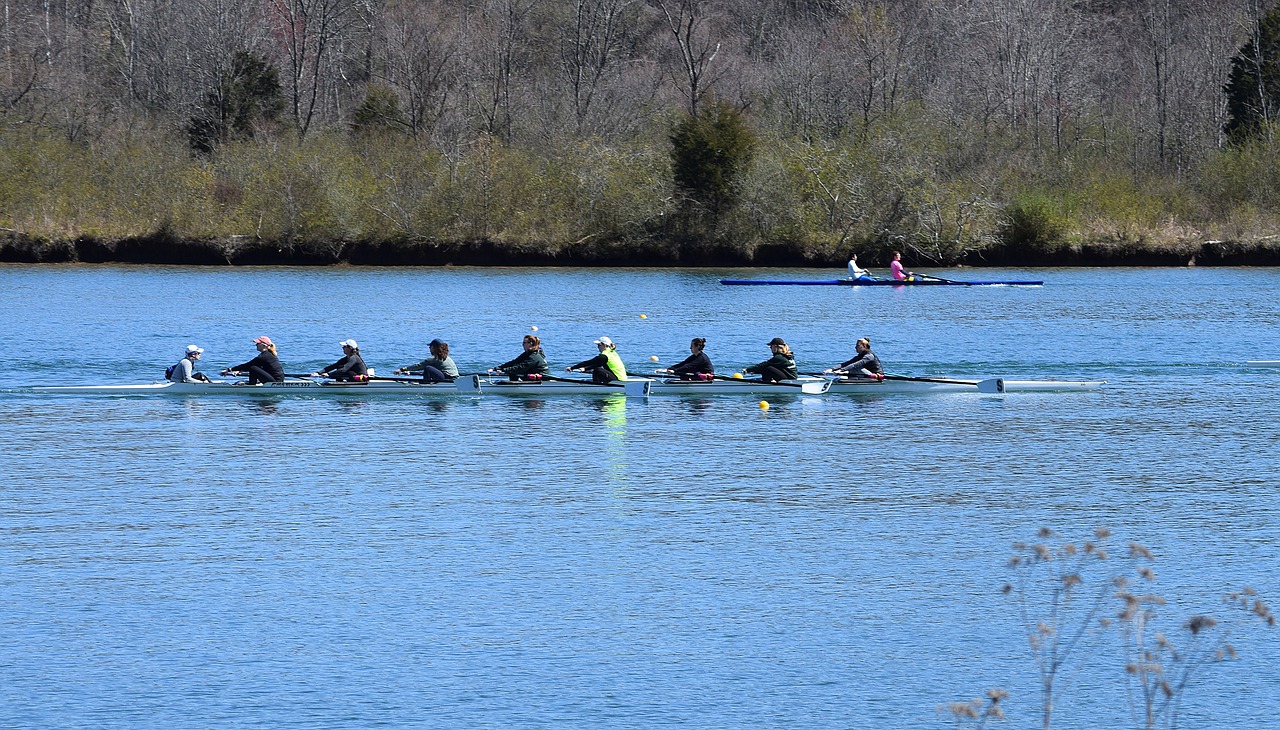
[167,344,212,383]
[567,336,628,384]
[313,339,368,381]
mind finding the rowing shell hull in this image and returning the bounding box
[719,278,1044,287]
[15,376,1099,397]
[17,377,829,397]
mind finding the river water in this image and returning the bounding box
[2,265,1278,728]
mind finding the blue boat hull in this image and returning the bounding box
[718,278,1044,286]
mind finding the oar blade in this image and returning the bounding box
[623,379,652,397]
[799,380,829,394]
[977,378,1005,394]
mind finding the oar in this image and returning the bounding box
[223,370,317,380]
[804,371,980,386]
[713,373,827,394]
[550,372,651,397]
[912,272,966,285]
[368,374,452,383]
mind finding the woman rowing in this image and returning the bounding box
[661,337,714,380]
[743,337,798,383]
[567,336,628,384]
[824,337,884,380]
[222,336,285,384]
[490,334,549,381]
[395,338,458,382]
[313,339,368,381]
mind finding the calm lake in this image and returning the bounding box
[2,265,1278,728]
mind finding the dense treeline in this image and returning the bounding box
[5,0,1280,265]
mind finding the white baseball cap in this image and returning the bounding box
[185,344,204,355]
[339,339,359,349]
[594,336,613,347]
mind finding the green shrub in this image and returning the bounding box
[1002,192,1069,248]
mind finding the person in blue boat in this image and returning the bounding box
[490,334,550,381]
[167,344,211,383]
[824,337,884,380]
[662,337,714,380]
[847,254,874,281]
[313,339,368,381]
[222,336,285,384]
[395,338,458,382]
[744,337,798,383]
[567,336,628,384]
[890,251,914,281]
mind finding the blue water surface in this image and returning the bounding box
[1,265,1278,729]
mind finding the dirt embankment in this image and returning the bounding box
[4,233,1280,267]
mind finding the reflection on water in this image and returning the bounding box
[240,399,281,416]
[418,399,452,415]
[597,396,629,495]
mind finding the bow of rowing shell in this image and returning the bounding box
[15,375,1104,397]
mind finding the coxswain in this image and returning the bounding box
[743,337,798,383]
[395,338,458,382]
[222,336,285,384]
[168,344,212,383]
[824,337,884,380]
[662,337,714,380]
[567,336,628,384]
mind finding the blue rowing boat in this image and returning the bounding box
[719,278,1044,286]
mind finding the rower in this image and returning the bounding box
[395,338,458,382]
[489,334,549,381]
[312,339,368,381]
[847,254,874,281]
[824,337,884,380]
[890,251,914,281]
[743,337,798,383]
[661,337,714,380]
[222,336,285,384]
[168,344,212,383]
[567,336,628,384]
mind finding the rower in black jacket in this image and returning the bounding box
[664,338,714,380]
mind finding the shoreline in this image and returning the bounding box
[3,233,1280,267]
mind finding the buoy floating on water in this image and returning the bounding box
[650,355,659,361]
[759,400,770,410]
[530,325,538,331]
[732,372,744,379]
[639,314,647,319]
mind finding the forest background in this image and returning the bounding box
[6,0,1280,266]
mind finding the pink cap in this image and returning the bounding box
[252,336,274,346]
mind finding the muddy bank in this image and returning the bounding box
[3,233,1280,267]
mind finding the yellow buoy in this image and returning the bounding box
[639,314,647,319]
[732,372,744,379]
[650,355,659,361]
[759,400,770,410]
[530,325,538,331]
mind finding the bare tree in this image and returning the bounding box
[653,0,723,116]
[266,0,359,137]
